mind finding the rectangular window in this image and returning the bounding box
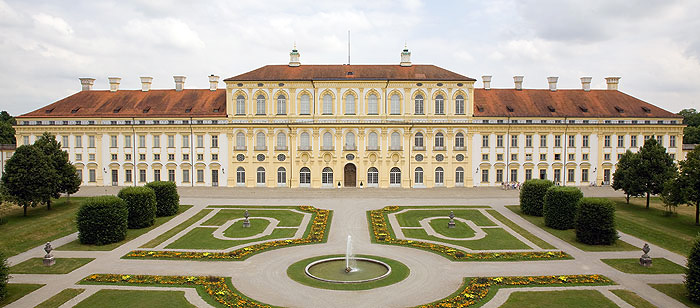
[168,169,175,182]
[62,136,69,147]
[497,154,503,161]
[554,169,561,183]
[23,135,30,145]
[554,153,561,161]
[496,169,503,183]
[88,153,95,161]
[582,153,589,161]
[125,169,132,183]
[644,135,651,141]
[618,153,623,160]
[182,135,190,148]
[604,153,611,160]
[197,135,204,148]
[481,169,489,182]
[568,153,575,161]
[496,135,503,147]
[581,169,589,183]
[212,154,218,161]
[539,169,547,180]
[110,135,117,147]
[582,135,589,147]
[482,154,489,161]
[197,169,204,183]
[539,153,546,160]
[154,154,160,161]
[604,135,611,147]
[125,153,131,161]
[182,169,190,183]
[88,136,95,148]
[525,169,532,180]
[554,135,561,147]
[630,135,637,147]
[510,169,518,182]
[511,153,517,161]
[540,135,547,147]
[168,135,175,148]
[197,154,204,161]
[567,168,575,182]
[76,136,83,148]
[154,169,161,181]
[124,135,131,148]
[525,135,532,147]
[139,154,146,161]
[153,135,160,148]
[618,135,624,147]
[111,154,117,161]
[525,153,532,161]
[671,153,675,160]
[656,135,663,145]
[211,135,218,148]
[511,135,518,147]
[183,154,189,161]
[568,135,575,147]
[482,135,489,147]
[139,135,146,148]
[139,169,146,182]
[88,169,96,182]
[669,135,676,148]
[168,154,175,161]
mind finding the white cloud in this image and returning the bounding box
[32,13,73,36]
[123,18,205,50]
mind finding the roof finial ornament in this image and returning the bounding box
[400,43,411,67]
[289,43,300,67]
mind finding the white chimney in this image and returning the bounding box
[208,75,219,91]
[289,45,300,67]
[513,76,524,90]
[140,77,153,92]
[605,76,621,90]
[482,75,492,90]
[108,77,121,92]
[173,76,186,91]
[400,46,411,67]
[547,76,558,91]
[79,78,95,91]
[580,77,592,91]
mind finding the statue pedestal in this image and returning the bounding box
[639,255,652,267]
[243,219,250,228]
[43,256,55,266]
[448,219,456,229]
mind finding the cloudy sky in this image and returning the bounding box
[0,0,698,116]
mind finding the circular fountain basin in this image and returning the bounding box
[304,257,391,284]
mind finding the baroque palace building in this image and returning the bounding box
[14,48,684,188]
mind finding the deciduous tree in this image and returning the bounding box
[678,146,700,225]
[1,145,53,216]
[612,151,644,203]
[632,138,676,209]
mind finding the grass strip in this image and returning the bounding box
[486,209,556,249]
[35,288,85,308]
[609,289,656,308]
[141,206,209,248]
[0,283,44,307]
[649,284,700,308]
[601,258,686,274]
[73,289,194,308]
[10,258,94,274]
[499,289,617,308]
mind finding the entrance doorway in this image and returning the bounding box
[344,163,356,187]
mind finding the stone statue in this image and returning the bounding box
[448,211,456,229]
[43,242,55,266]
[639,243,652,267]
[243,210,251,228]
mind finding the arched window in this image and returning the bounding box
[455,95,465,115]
[256,95,266,115]
[415,132,424,148]
[390,94,400,115]
[323,94,333,114]
[256,132,266,150]
[390,167,401,185]
[277,95,286,115]
[345,132,356,150]
[435,132,444,148]
[367,167,378,184]
[323,132,333,150]
[435,167,444,185]
[256,167,265,184]
[345,94,355,114]
[435,95,444,115]
[415,167,424,184]
[236,167,245,184]
[455,132,465,149]
[300,132,310,150]
[236,95,245,115]
[368,132,379,150]
[368,94,378,115]
[456,167,464,184]
[277,167,286,185]
[414,95,424,115]
[276,132,286,150]
[322,167,333,184]
[236,132,246,150]
[300,94,310,115]
[391,132,401,150]
[300,167,311,184]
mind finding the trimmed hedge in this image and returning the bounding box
[0,251,8,302]
[519,179,554,216]
[145,181,180,217]
[76,196,128,245]
[118,186,157,229]
[543,186,583,230]
[575,198,617,245]
[687,235,700,304]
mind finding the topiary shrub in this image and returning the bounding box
[117,186,157,229]
[0,251,8,302]
[687,235,700,304]
[543,186,583,230]
[519,179,554,216]
[575,198,617,245]
[145,181,180,217]
[76,196,128,245]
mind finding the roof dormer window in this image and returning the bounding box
[642,106,651,113]
[547,105,555,112]
[614,106,624,113]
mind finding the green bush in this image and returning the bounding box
[0,251,8,302]
[575,198,617,245]
[145,181,180,217]
[543,186,583,230]
[76,196,128,245]
[117,186,157,229]
[687,235,700,304]
[519,179,554,216]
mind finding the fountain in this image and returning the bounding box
[345,235,356,272]
[303,235,392,284]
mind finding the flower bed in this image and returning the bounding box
[369,206,571,261]
[123,206,330,261]
[417,274,613,308]
[81,274,271,308]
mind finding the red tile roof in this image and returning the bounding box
[473,89,681,118]
[224,64,476,81]
[19,89,226,118]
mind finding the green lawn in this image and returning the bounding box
[286,254,410,290]
[166,226,296,249]
[73,289,195,308]
[35,288,85,308]
[612,197,700,256]
[507,205,639,252]
[650,284,700,308]
[500,290,618,308]
[610,289,656,308]
[57,205,192,251]
[10,258,94,274]
[601,258,687,274]
[428,218,475,238]
[396,209,497,227]
[140,209,212,248]
[402,227,531,250]
[222,219,269,238]
[202,209,303,227]
[486,210,556,249]
[0,283,44,307]
[0,197,86,257]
